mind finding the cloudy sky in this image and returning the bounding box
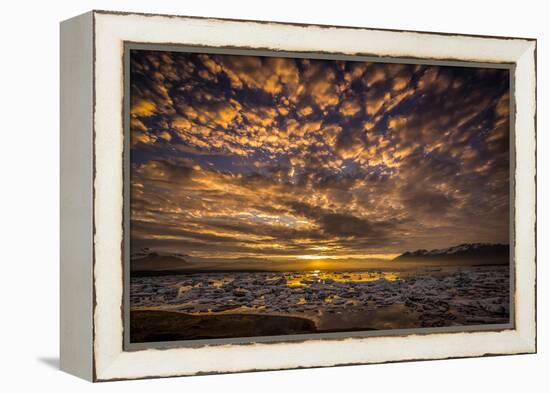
[129,49,510,259]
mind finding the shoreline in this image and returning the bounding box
[130,309,321,343]
[129,306,510,344]
[131,261,509,277]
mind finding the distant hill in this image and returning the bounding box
[131,249,191,273]
[131,248,190,261]
[130,249,280,275]
[394,243,509,265]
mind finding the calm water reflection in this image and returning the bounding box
[285,270,401,287]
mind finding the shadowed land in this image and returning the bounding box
[130,310,319,342]
[130,310,383,343]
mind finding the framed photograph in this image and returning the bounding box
[60,10,536,381]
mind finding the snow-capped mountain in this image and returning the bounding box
[395,243,509,261]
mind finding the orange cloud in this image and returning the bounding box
[339,100,361,117]
[131,99,157,117]
[129,50,511,257]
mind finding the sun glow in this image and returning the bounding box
[297,255,332,260]
[295,253,400,260]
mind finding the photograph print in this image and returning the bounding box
[127,48,511,344]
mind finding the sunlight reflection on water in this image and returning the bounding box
[285,270,401,287]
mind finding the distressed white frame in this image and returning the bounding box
[61,10,536,381]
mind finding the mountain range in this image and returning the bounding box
[394,243,509,263]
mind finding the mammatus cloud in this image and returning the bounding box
[130,50,510,259]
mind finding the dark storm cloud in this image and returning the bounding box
[129,49,510,258]
[286,201,397,238]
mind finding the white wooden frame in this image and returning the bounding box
[60,10,536,382]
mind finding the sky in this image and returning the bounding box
[129,49,510,260]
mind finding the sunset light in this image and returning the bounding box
[130,50,510,261]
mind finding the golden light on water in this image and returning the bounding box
[285,270,401,287]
